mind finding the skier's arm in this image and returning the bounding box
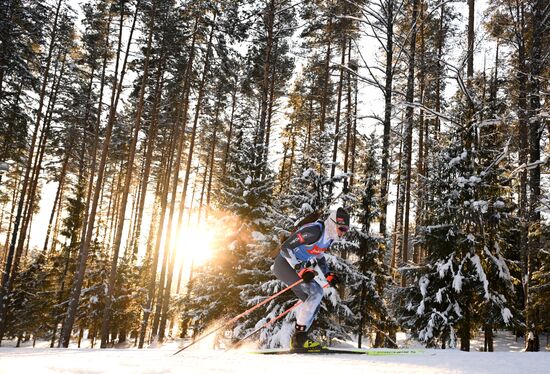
[280,225,322,268]
[317,256,339,286]
[316,256,329,275]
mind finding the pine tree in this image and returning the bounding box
[4,256,55,345]
[399,124,518,349]
[342,135,395,348]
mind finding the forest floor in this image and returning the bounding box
[0,331,549,373]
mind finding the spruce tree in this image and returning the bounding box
[399,125,517,349]
[342,135,395,348]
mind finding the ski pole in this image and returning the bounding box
[227,283,330,351]
[172,278,304,356]
[227,300,302,351]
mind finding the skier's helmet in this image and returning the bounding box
[335,207,350,233]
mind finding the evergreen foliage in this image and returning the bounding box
[340,135,395,348]
[399,124,518,348]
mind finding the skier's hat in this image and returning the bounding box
[335,207,350,227]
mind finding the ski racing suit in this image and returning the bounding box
[272,218,337,330]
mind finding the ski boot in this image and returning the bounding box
[290,324,323,353]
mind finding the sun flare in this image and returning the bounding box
[175,224,216,267]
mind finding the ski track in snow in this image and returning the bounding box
[1,346,549,374]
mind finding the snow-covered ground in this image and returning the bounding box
[1,331,549,374]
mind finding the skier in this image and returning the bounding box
[272,207,350,351]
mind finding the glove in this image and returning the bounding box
[297,268,316,283]
[325,272,339,287]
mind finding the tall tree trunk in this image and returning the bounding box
[435,3,444,135]
[128,156,145,252]
[2,145,22,264]
[106,164,124,251]
[525,0,545,352]
[130,55,166,258]
[464,0,476,151]
[279,142,289,192]
[255,0,275,179]
[16,49,67,269]
[467,0,475,82]
[100,2,154,348]
[460,0,476,351]
[50,176,66,254]
[343,39,353,194]
[414,0,426,265]
[513,0,530,351]
[125,171,141,258]
[157,13,217,342]
[379,0,394,239]
[80,6,114,264]
[288,126,296,188]
[60,0,139,348]
[138,125,178,348]
[2,175,19,265]
[205,99,222,214]
[391,118,404,274]
[149,17,201,342]
[319,17,332,135]
[263,40,278,170]
[329,38,347,196]
[43,153,70,252]
[306,98,313,156]
[107,162,124,253]
[222,83,238,176]
[396,0,418,286]
[350,64,358,188]
[196,146,209,225]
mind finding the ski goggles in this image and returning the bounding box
[337,225,349,233]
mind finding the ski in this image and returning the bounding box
[249,347,425,355]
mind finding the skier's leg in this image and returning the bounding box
[295,281,323,330]
[272,254,309,301]
[290,282,323,349]
[273,254,324,349]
